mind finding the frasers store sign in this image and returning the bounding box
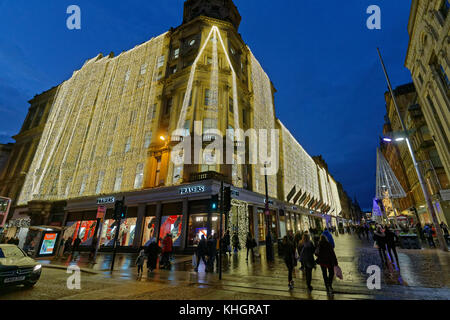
[179,186,206,195]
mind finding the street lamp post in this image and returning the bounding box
[378,48,448,252]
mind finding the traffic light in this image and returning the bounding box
[211,194,219,212]
[114,200,124,220]
[120,206,128,220]
[223,187,232,212]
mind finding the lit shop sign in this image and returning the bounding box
[97,197,115,205]
[179,186,206,195]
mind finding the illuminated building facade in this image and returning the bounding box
[4,0,346,252]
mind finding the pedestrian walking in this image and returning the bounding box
[299,233,316,292]
[297,231,309,271]
[384,226,399,268]
[145,238,160,272]
[245,232,257,262]
[373,225,388,267]
[281,232,297,290]
[72,236,81,261]
[315,235,339,295]
[136,249,146,278]
[423,224,435,248]
[322,228,335,248]
[89,237,97,262]
[194,235,208,272]
[232,231,240,254]
[206,235,217,272]
[440,222,450,246]
[160,234,173,269]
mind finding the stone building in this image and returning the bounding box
[405,0,450,185]
[382,82,449,225]
[2,0,348,253]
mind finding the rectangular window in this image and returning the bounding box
[165,98,173,116]
[144,132,152,148]
[157,56,165,68]
[203,118,217,131]
[173,165,183,184]
[170,65,177,74]
[124,137,132,153]
[154,158,162,186]
[140,63,147,75]
[207,57,213,65]
[147,104,156,121]
[79,175,88,196]
[134,163,144,189]
[229,97,234,113]
[125,69,130,82]
[205,89,211,106]
[156,71,163,80]
[173,48,180,59]
[114,168,123,192]
[96,171,105,194]
[182,120,191,137]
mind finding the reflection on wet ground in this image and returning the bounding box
[38,234,450,300]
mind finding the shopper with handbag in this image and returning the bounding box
[315,235,339,295]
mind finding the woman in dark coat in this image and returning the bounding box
[146,239,161,272]
[384,226,399,268]
[282,234,297,290]
[373,225,388,267]
[299,233,316,292]
[315,235,338,294]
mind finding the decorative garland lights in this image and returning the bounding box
[18,33,167,205]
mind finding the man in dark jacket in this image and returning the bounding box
[384,226,399,268]
[245,232,256,262]
[206,235,217,272]
[195,235,208,272]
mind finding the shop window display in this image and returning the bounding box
[159,215,182,247]
[64,220,97,246]
[142,216,157,246]
[99,218,137,247]
[187,214,208,246]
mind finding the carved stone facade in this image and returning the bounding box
[405,0,450,185]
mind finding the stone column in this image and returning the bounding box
[252,206,259,244]
[154,202,162,242]
[180,198,189,251]
[133,203,146,248]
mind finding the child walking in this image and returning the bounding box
[136,249,146,278]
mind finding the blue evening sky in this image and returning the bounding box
[0,0,413,210]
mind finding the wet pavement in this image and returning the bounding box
[1,234,449,300]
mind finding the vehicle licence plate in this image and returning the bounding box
[4,276,26,283]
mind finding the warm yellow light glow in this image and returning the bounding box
[160,136,166,141]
